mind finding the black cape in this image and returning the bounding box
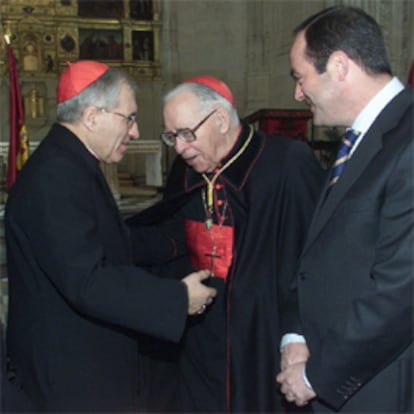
[129,122,325,412]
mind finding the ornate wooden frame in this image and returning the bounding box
[0,0,160,79]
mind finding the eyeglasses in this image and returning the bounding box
[100,108,137,127]
[161,109,217,147]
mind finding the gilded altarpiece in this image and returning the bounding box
[0,0,160,78]
[0,0,163,200]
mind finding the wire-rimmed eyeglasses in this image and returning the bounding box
[161,109,217,147]
[100,108,137,127]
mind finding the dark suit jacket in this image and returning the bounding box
[5,124,188,412]
[289,87,414,412]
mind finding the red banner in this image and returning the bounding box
[6,43,29,192]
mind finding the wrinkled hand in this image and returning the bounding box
[276,361,316,406]
[182,270,217,315]
[281,342,310,371]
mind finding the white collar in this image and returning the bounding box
[350,77,404,156]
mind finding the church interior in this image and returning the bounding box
[0,0,413,327]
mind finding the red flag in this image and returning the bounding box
[6,43,29,192]
[408,60,414,89]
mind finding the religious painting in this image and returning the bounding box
[130,0,153,20]
[132,31,153,61]
[78,0,123,19]
[244,109,313,142]
[79,29,123,60]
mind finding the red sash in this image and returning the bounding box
[185,219,233,280]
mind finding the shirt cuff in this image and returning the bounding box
[280,333,306,351]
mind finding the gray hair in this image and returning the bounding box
[163,82,240,127]
[57,67,138,122]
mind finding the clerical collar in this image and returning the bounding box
[85,145,101,161]
[203,124,252,179]
[201,125,254,227]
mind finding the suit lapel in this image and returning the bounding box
[301,87,413,256]
[302,126,382,253]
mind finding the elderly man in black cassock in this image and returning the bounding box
[130,76,325,413]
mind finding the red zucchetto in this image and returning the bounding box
[183,75,234,106]
[57,60,110,103]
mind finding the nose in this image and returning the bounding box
[129,120,139,140]
[294,83,305,102]
[174,138,188,154]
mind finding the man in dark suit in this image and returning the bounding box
[277,6,413,413]
[5,60,216,412]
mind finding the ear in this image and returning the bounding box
[215,106,231,134]
[326,50,349,81]
[82,106,99,131]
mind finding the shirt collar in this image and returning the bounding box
[352,76,404,135]
[350,77,404,155]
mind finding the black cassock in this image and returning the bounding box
[128,121,325,413]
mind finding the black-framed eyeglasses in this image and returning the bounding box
[161,109,217,147]
[100,108,137,127]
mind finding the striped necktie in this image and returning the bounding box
[328,129,360,189]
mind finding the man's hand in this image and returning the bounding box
[281,342,310,371]
[182,270,217,315]
[276,361,316,406]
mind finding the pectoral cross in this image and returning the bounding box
[204,249,221,277]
